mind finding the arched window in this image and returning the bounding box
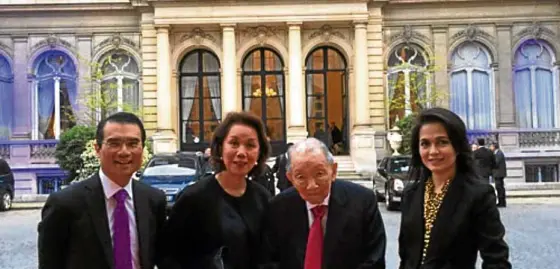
[33,51,77,139]
[514,40,558,128]
[98,50,140,118]
[450,42,494,130]
[386,44,430,128]
[179,49,221,150]
[0,54,13,139]
[242,48,286,153]
[305,46,348,154]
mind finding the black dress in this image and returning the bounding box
[161,174,271,269]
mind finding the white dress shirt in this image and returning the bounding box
[306,193,331,230]
[99,170,140,269]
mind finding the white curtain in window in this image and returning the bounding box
[306,74,313,116]
[472,70,491,129]
[276,74,284,113]
[38,79,55,139]
[0,55,12,139]
[123,78,140,111]
[535,69,555,128]
[243,76,253,111]
[450,71,469,126]
[514,69,532,128]
[181,77,197,121]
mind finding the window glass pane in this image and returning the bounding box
[306,74,324,95]
[308,118,328,142]
[122,78,140,111]
[0,56,12,138]
[266,119,285,141]
[243,75,262,98]
[0,56,11,78]
[181,99,197,121]
[203,52,220,72]
[306,49,324,70]
[243,50,261,71]
[182,121,201,144]
[123,56,139,74]
[203,120,220,142]
[181,76,200,98]
[265,75,283,96]
[244,97,263,117]
[327,49,345,69]
[181,53,199,73]
[264,49,283,71]
[307,95,325,119]
[388,72,406,128]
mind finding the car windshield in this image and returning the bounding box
[142,155,199,182]
[389,158,411,173]
[143,164,197,176]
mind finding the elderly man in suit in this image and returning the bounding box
[38,112,167,269]
[490,143,508,207]
[260,138,386,269]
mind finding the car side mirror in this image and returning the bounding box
[135,170,143,178]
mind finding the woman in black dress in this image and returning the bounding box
[398,108,510,269]
[161,112,272,269]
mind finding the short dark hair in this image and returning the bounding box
[491,142,500,149]
[477,138,486,146]
[210,111,271,178]
[409,107,476,182]
[96,112,146,148]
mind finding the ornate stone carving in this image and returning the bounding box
[388,25,430,45]
[515,22,555,40]
[451,24,494,43]
[309,25,345,42]
[95,34,138,51]
[31,34,73,52]
[181,28,217,45]
[244,26,276,46]
[0,41,13,57]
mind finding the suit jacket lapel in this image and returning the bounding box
[84,174,114,269]
[132,181,151,269]
[424,175,465,264]
[323,182,349,267]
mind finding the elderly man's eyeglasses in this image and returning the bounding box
[103,139,142,150]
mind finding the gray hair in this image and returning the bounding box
[286,138,334,171]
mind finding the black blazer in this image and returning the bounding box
[493,149,507,179]
[38,174,167,269]
[161,175,271,269]
[260,180,386,269]
[474,147,495,178]
[272,154,291,191]
[398,174,511,269]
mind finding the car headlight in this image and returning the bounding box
[393,179,404,191]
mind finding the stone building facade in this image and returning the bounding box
[1,0,559,194]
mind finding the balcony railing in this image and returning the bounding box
[0,140,59,162]
[467,129,560,150]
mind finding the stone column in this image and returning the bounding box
[353,20,371,128]
[351,20,377,176]
[152,25,177,154]
[287,21,307,142]
[12,36,30,137]
[221,24,238,116]
[496,24,516,127]
[76,34,92,125]
[432,25,449,108]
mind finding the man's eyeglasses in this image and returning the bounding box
[103,140,142,150]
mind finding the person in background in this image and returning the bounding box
[161,112,272,269]
[272,142,294,192]
[398,108,510,269]
[38,112,167,269]
[260,138,386,269]
[490,142,507,208]
[473,138,495,183]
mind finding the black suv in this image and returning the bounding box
[372,155,412,211]
[0,159,14,211]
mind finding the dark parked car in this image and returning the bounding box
[0,159,14,211]
[138,152,210,210]
[372,155,412,211]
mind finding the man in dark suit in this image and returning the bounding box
[38,112,167,269]
[272,142,294,192]
[474,138,495,183]
[490,143,507,207]
[261,138,386,269]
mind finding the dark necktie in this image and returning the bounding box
[113,189,132,269]
[304,205,327,269]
